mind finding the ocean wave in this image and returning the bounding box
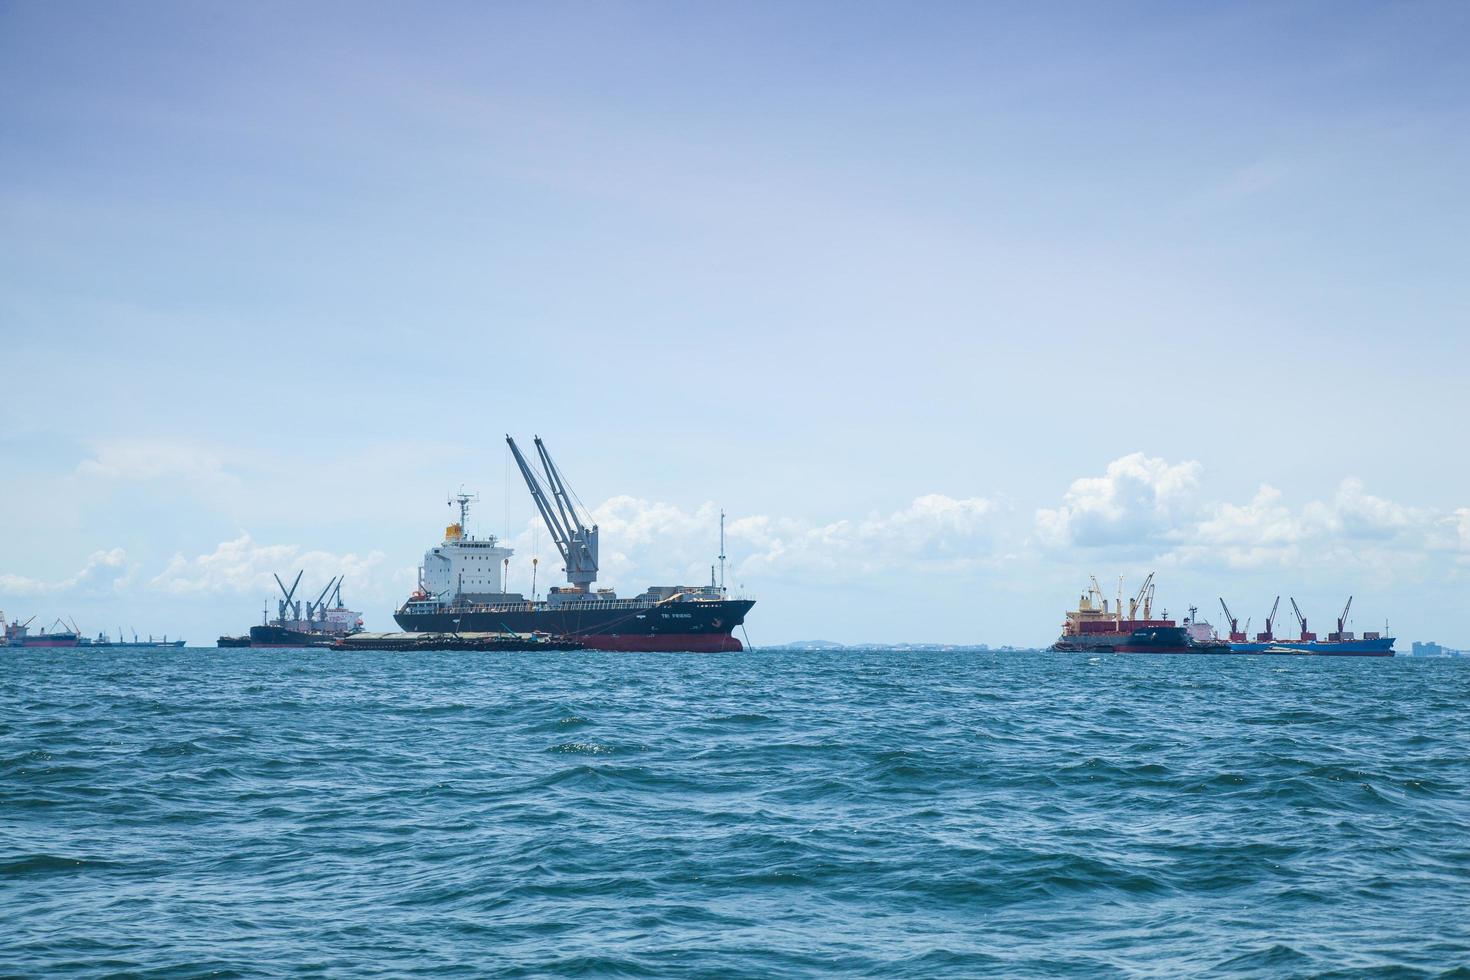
[0,648,1466,975]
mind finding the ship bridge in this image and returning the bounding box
[421,492,515,602]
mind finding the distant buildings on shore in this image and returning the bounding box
[1411,641,1467,658]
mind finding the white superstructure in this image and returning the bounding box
[420,493,516,601]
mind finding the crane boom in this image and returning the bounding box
[507,435,600,591]
[1219,597,1237,632]
[1290,597,1316,640]
[507,436,572,566]
[535,437,591,540]
[1256,596,1280,642]
[311,576,338,618]
[274,570,304,625]
[1332,595,1354,640]
[1129,571,1155,619]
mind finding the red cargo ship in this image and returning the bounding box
[2,614,81,648]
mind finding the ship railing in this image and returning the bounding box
[400,595,750,616]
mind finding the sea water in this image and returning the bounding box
[3,648,1468,976]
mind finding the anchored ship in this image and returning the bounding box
[78,630,186,649]
[2,614,80,648]
[1051,579,1396,657]
[1049,573,1218,653]
[393,436,754,652]
[249,571,364,647]
[1217,596,1394,656]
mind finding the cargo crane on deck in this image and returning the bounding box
[308,576,339,624]
[507,435,600,593]
[1128,572,1157,621]
[1290,597,1316,641]
[1256,596,1280,642]
[1219,598,1247,642]
[1330,596,1354,641]
[274,571,304,625]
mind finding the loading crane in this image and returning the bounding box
[274,570,304,625]
[507,435,600,592]
[1330,596,1354,641]
[309,576,338,623]
[1290,597,1316,641]
[1128,572,1156,620]
[1219,598,1246,642]
[1256,596,1280,642]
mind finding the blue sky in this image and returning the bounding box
[2,1,1467,645]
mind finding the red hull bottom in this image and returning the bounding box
[579,633,744,652]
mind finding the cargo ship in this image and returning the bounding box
[1217,596,1394,656]
[393,436,754,652]
[77,631,186,649]
[249,572,364,647]
[1049,574,1222,653]
[2,614,80,648]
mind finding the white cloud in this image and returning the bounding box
[0,548,133,595]
[1038,456,1460,577]
[504,493,1005,590]
[1035,453,1202,548]
[149,533,386,599]
[734,493,1000,576]
[1329,478,1420,540]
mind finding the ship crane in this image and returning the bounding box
[1128,572,1156,620]
[309,576,339,623]
[1219,598,1246,642]
[1290,597,1316,641]
[273,570,304,625]
[1256,596,1280,642]
[1331,596,1354,641]
[507,435,600,591]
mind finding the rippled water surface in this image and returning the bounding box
[3,648,1469,976]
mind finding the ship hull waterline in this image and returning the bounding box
[394,599,754,653]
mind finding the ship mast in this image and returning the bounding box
[449,488,479,536]
[719,509,726,593]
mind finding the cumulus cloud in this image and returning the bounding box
[733,494,1000,576]
[505,493,1005,590]
[1039,455,1456,575]
[0,548,133,595]
[149,533,386,598]
[1035,453,1202,548]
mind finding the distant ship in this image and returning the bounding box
[249,572,364,647]
[1049,574,1225,653]
[1216,596,1394,656]
[2,614,80,648]
[393,436,755,652]
[77,631,186,649]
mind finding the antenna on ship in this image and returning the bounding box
[719,509,726,593]
[448,487,479,537]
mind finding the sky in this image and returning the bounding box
[1,0,1467,646]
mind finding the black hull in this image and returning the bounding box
[250,625,341,648]
[1053,626,1221,655]
[394,599,754,652]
